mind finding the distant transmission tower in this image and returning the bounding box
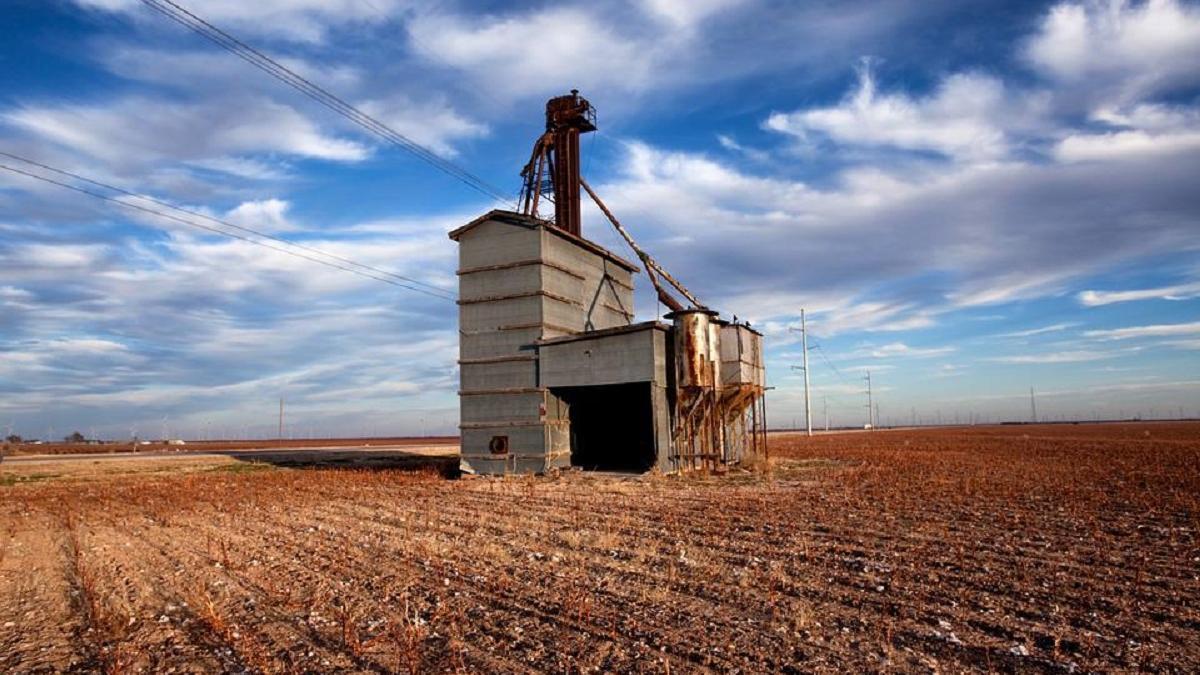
[864,371,875,430]
[1030,387,1038,423]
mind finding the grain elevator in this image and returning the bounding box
[451,91,766,474]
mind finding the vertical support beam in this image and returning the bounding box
[529,147,546,220]
[760,393,769,464]
[553,126,582,236]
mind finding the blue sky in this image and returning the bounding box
[1,0,1198,439]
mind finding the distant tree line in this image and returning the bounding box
[2,432,91,443]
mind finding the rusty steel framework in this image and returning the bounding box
[514,90,767,473]
[666,310,768,471]
[519,90,597,237]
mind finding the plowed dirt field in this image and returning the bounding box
[1,423,1197,673]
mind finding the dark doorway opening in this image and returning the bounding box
[554,382,656,472]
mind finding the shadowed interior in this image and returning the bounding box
[554,382,656,472]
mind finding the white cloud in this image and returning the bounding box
[187,157,290,181]
[1058,102,1200,161]
[862,342,955,359]
[0,285,34,302]
[7,243,109,268]
[44,337,130,354]
[5,96,369,167]
[356,95,488,157]
[74,0,409,43]
[1161,338,1200,350]
[764,64,1018,161]
[1093,103,1200,132]
[404,0,873,108]
[89,44,488,161]
[1078,281,1200,306]
[933,363,966,378]
[999,323,1078,338]
[716,134,771,162]
[407,8,652,100]
[1085,321,1200,340]
[946,270,1077,308]
[100,46,364,93]
[224,199,297,233]
[989,350,1119,363]
[639,0,746,29]
[1024,0,1200,106]
[1056,129,1200,161]
[592,137,1197,332]
[808,301,937,336]
[843,364,896,373]
[0,205,466,435]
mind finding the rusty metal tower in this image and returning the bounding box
[519,90,597,237]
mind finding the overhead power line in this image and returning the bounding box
[0,158,456,301]
[0,151,454,299]
[809,339,852,387]
[137,0,515,207]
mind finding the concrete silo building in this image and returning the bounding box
[451,92,766,475]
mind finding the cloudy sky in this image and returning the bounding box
[1,0,1198,439]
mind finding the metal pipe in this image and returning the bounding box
[580,177,704,312]
[529,144,546,219]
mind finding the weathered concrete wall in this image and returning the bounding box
[652,383,674,472]
[542,231,635,332]
[452,211,639,474]
[539,325,667,388]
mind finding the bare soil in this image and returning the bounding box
[1,423,1197,673]
[4,437,457,457]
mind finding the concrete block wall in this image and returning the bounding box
[450,210,638,474]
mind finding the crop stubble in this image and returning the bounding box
[1,423,1197,672]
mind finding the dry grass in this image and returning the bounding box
[0,423,1197,672]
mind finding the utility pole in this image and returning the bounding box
[1030,387,1038,423]
[823,395,829,432]
[789,310,813,436]
[800,309,812,436]
[278,398,285,442]
[864,371,875,430]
